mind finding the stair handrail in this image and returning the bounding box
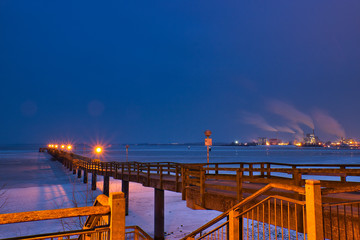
[181,183,305,240]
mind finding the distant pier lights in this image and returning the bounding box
[204,130,212,164]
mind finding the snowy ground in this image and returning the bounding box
[0,154,221,239]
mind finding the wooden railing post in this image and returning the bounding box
[248,163,253,177]
[260,163,264,177]
[160,166,163,189]
[137,163,140,182]
[115,163,118,179]
[110,162,113,177]
[305,179,324,240]
[147,165,151,186]
[236,169,243,202]
[229,210,240,240]
[292,167,301,186]
[175,165,179,192]
[181,167,186,200]
[109,192,125,240]
[200,168,205,207]
[134,227,139,240]
[128,162,131,180]
[340,166,346,182]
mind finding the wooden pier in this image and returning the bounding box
[46,148,360,240]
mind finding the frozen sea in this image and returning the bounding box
[76,144,360,164]
[1,144,360,239]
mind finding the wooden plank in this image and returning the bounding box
[206,174,237,181]
[205,183,237,192]
[0,206,110,225]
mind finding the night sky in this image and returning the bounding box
[1,1,360,144]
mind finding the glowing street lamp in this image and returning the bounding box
[54,144,58,149]
[95,146,102,154]
[67,145,72,151]
[61,145,65,149]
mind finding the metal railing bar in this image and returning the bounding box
[196,221,228,240]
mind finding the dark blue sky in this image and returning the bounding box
[1,0,360,144]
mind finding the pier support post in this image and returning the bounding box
[103,176,110,196]
[306,180,324,240]
[92,173,97,190]
[77,169,82,178]
[83,169,88,184]
[122,180,129,216]
[154,188,164,240]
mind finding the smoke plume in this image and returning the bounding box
[243,112,277,132]
[268,100,314,129]
[243,112,296,134]
[313,110,345,138]
[275,126,295,134]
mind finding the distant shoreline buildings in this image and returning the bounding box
[231,130,360,149]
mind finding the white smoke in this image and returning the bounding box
[313,110,345,138]
[275,126,295,134]
[289,122,305,141]
[268,100,314,129]
[243,112,277,132]
[243,112,296,134]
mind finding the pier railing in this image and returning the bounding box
[0,192,152,240]
[183,179,360,240]
[48,149,360,239]
[181,182,307,240]
[322,200,360,239]
[51,149,360,208]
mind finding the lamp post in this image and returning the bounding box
[204,130,212,165]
